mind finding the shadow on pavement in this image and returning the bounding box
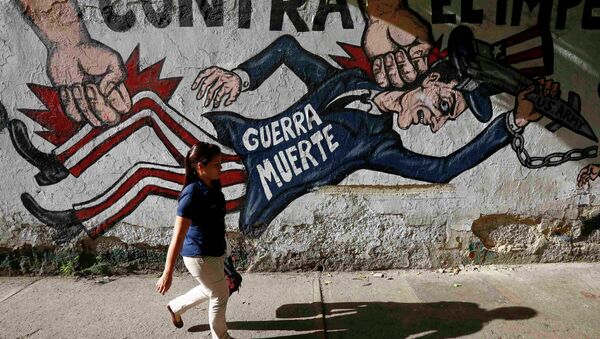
[212,301,536,338]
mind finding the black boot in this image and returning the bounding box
[21,193,85,244]
[8,119,70,186]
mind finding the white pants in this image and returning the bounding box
[168,256,230,339]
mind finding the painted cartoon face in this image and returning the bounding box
[391,72,468,133]
[198,154,223,181]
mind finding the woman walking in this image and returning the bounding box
[156,141,231,339]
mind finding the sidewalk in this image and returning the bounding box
[1,263,599,338]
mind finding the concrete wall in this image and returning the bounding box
[1,0,599,274]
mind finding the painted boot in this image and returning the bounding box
[8,119,69,186]
[21,193,85,244]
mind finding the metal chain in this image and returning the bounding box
[509,129,598,169]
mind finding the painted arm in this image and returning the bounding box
[359,0,433,88]
[156,216,192,295]
[369,82,552,183]
[193,35,338,108]
[369,113,512,183]
[14,0,131,127]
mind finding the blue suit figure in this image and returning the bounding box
[200,35,521,236]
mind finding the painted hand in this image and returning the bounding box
[49,40,131,127]
[363,8,431,88]
[515,78,560,128]
[192,67,242,108]
[577,164,600,188]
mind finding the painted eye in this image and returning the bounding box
[440,100,450,115]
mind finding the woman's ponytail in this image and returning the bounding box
[183,150,197,187]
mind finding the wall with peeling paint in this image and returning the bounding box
[1,0,599,274]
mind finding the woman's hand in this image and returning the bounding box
[156,272,173,295]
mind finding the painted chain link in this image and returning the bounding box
[506,114,598,169]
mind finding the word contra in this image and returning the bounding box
[99,0,354,32]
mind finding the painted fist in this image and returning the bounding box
[50,40,132,127]
[515,78,560,128]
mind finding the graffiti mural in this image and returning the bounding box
[2,0,600,246]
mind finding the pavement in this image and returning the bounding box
[1,263,600,338]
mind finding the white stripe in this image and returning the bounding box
[81,176,183,232]
[506,37,543,56]
[55,124,93,155]
[222,161,245,171]
[75,163,185,210]
[223,183,246,201]
[512,58,544,69]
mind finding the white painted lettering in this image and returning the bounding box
[256,158,282,200]
[242,127,260,151]
[285,145,302,175]
[322,124,339,152]
[280,117,296,141]
[272,120,283,146]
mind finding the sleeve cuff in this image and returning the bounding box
[233,68,251,92]
[505,111,524,135]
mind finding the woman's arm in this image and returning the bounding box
[156,216,192,295]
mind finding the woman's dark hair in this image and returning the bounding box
[183,142,221,187]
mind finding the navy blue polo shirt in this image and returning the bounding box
[177,179,226,257]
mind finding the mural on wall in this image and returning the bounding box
[5,0,600,243]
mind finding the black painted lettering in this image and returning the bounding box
[312,0,354,31]
[511,0,553,26]
[239,0,252,28]
[99,0,136,32]
[179,0,224,27]
[555,104,565,118]
[583,0,600,29]
[461,0,483,23]
[270,0,309,31]
[556,0,582,29]
[497,0,508,24]
[142,0,173,28]
[432,0,456,24]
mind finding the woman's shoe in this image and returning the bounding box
[167,305,183,328]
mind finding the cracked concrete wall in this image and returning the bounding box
[1,1,600,273]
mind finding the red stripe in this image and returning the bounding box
[519,66,547,76]
[503,26,541,47]
[57,129,102,163]
[226,196,245,212]
[221,169,247,187]
[76,168,184,220]
[88,186,180,239]
[222,154,241,163]
[504,46,543,65]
